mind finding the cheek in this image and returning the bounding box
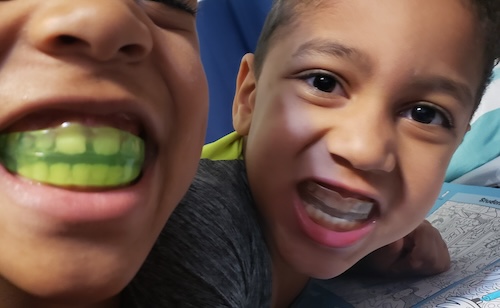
[163,64,208,183]
[245,108,310,193]
[404,142,455,182]
[153,40,208,214]
[398,143,456,218]
[168,62,208,111]
[248,91,321,153]
[160,45,208,145]
[372,141,458,242]
[154,31,208,120]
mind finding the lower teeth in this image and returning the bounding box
[0,122,145,188]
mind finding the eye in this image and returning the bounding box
[146,0,196,15]
[302,73,342,93]
[399,104,453,128]
[141,0,197,30]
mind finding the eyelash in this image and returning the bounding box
[148,0,197,15]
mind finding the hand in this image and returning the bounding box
[349,220,451,278]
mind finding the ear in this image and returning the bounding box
[232,53,257,136]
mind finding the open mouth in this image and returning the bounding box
[299,181,378,231]
[0,110,155,190]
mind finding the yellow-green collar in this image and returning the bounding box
[202,131,244,160]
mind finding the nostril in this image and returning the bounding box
[41,35,90,54]
[52,35,91,51]
[57,35,81,46]
[119,44,147,59]
[47,36,147,61]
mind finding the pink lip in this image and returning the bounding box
[0,160,156,224]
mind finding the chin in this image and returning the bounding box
[283,239,370,281]
[281,250,351,280]
[303,262,354,280]
[13,269,130,305]
[27,279,123,304]
[1,239,144,304]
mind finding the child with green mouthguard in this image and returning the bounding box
[126,0,500,307]
[0,0,207,307]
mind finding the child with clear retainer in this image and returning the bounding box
[127,0,500,307]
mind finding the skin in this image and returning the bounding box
[0,0,207,307]
[232,0,483,306]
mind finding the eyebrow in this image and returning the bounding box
[292,39,475,105]
[292,39,374,74]
[409,76,475,107]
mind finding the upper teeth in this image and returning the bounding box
[303,182,374,221]
[0,122,145,188]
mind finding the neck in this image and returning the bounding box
[271,253,310,308]
[1,277,120,308]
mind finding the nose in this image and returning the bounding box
[25,0,153,62]
[325,110,397,173]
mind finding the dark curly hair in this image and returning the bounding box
[470,0,500,103]
[253,0,500,108]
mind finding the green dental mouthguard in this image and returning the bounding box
[0,122,145,188]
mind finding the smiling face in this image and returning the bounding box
[0,0,207,305]
[233,0,483,282]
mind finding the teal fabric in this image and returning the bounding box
[445,67,500,181]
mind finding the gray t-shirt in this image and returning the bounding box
[122,159,272,307]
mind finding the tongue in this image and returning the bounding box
[4,110,141,136]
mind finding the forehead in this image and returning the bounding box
[286,0,476,38]
[267,0,483,104]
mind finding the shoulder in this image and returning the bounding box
[185,159,252,212]
[195,158,247,189]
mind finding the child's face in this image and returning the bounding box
[0,0,207,303]
[234,0,482,279]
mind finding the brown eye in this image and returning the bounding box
[412,106,436,124]
[303,74,340,93]
[400,104,453,128]
[314,75,337,92]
